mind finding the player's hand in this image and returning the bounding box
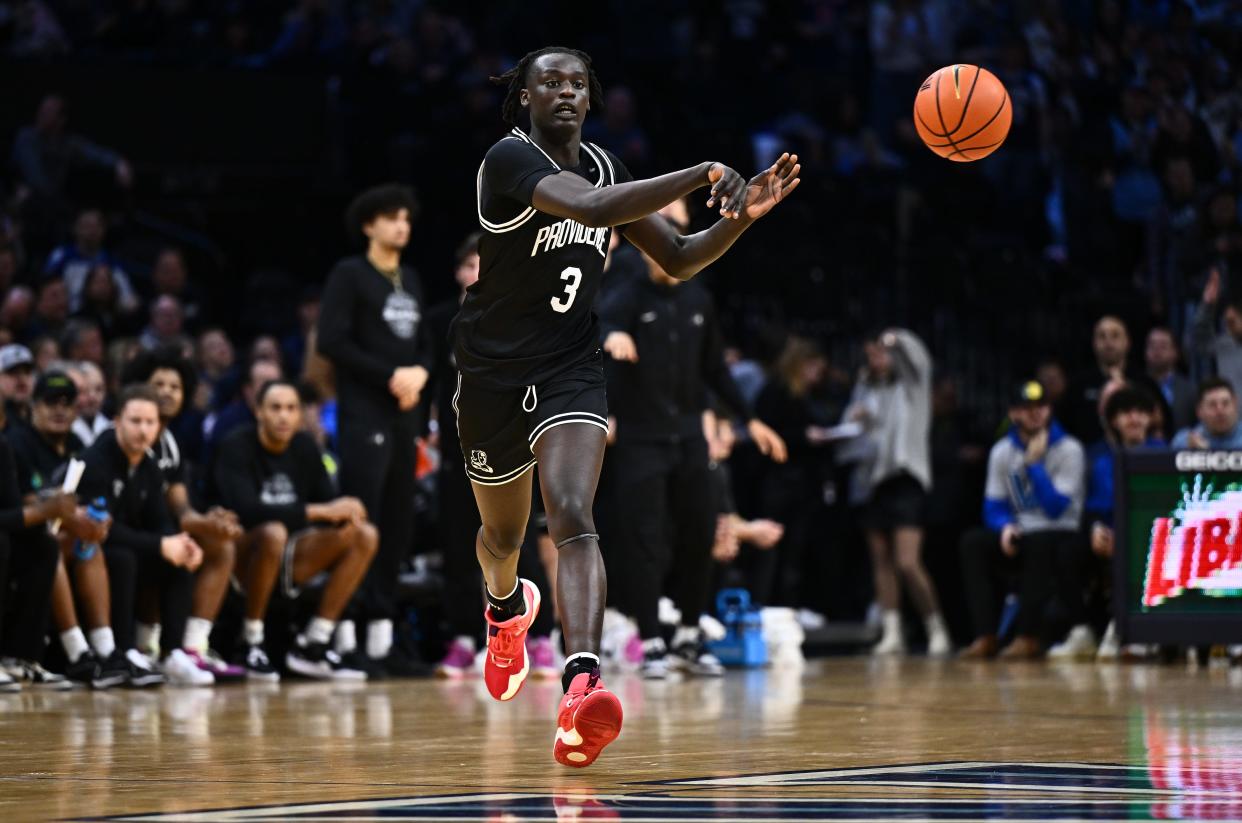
[1000,524,1022,557]
[743,152,801,221]
[207,507,244,539]
[161,533,203,570]
[390,366,428,410]
[35,492,77,525]
[69,506,110,544]
[738,517,784,549]
[330,496,368,524]
[1091,523,1114,557]
[712,515,740,562]
[705,162,748,220]
[603,331,638,362]
[748,419,788,463]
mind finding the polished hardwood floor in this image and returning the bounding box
[1,658,1240,821]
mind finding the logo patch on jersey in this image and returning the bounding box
[530,218,608,259]
[470,450,494,474]
[260,473,298,506]
[113,479,125,499]
[692,313,705,326]
[639,311,657,323]
[382,291,421,340]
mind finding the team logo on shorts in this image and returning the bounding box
[470,450,494,474]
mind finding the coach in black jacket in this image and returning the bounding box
[599,236,786,676]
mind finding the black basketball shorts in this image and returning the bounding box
[453,356,609,485]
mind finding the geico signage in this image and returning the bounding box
[1174,451,1242,471]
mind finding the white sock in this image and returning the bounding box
[925,613,947,637]
[672,625,699,648]
[243,619,265,646]
[89,627,116,658]
[61,627,90,663]
[367,619,393,659]
[305,617,336,646]
[453,635,476,653]
[135,622,161,656]
[183,617,213,653]
[335,619,357,654]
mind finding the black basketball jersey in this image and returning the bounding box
[451,127,632,389]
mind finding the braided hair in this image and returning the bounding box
[491,46,604,126]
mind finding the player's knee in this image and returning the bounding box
[481,525,523,557]
[207,536,237,567]
[895,552,922,576]
[545,497,595,544]
[255,522,289,560]
[350,522,380,558]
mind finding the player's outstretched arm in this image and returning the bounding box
[531,161,747,229]
[626,153,801,281]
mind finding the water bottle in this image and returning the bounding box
[74,497,109,562]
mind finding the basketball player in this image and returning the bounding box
[451,46,800,767]
[317,184,432,676]
[122,348,247,681]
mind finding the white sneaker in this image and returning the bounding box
[872,631,906,656]
[796,609,827,631]
[163,649,215,686]
[924,614,951,658]
[1047,625,1098,661]
[1097,622,1120,661]
[0,669,20,693]
[640,638,670,680]
[1,657,73,690]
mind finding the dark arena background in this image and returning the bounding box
[1,1,1242,821]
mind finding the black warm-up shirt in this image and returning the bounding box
[600,277,753,443]
[7,425,84,496]
[77,430,174,557]
[451,129,632,389]
[212,426,335,532]
[317,255,433,425]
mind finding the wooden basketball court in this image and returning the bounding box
[2,658,1240,821]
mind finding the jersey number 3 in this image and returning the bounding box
[550,266,582,314]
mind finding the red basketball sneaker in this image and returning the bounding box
[554,670,623,768]
[482,578,541,701]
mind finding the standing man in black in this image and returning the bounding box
[317,184,433,676]
[600,222,787,677]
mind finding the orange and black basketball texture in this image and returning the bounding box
[914,64,1011,162]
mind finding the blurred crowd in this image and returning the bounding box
[0,0,1241,691]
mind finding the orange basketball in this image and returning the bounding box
[913,64,1011,162]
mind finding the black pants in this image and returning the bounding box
[612,435,715,640]
[0,529,58,662]
[959,526,1087,641]
[104,544,193,654]
[339,412,418,623]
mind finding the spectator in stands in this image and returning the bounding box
[0,286,36,342]
[10,96,131,239]
[1035,359,1069,409]
[60,318,104,366]
[959,380,1087,660]
[195,328,235,411]
[28,277,70,341]
[149,249,202,327]
[1061,315,1165,444]
[0,343,36,427]
[30,335,59,372]
[846,329,950,657]
[77,386,210,687]
[1082,383,1159,661]
[138,295,185,351]
[1171,378,1242,449]
[1192,268,1242,396]
[281,286,320,377]
[44,209,139,315]
[0,245,18,297]
[123,348,246,683]
[1145,326,1196,432]
[212,380,377,680]
[203,356,281,467]
[69,360,109,446]
[77,264,140,339]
